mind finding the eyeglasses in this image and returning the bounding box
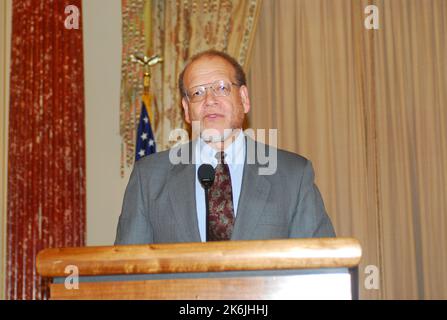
[185,80,240,103]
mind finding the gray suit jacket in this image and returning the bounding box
[115,137,335,244]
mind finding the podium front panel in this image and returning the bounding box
[51,268,356,300]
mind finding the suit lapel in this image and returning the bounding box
[232,138,271,240]
[167,143,201,242]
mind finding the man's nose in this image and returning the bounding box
[203,88,218,106]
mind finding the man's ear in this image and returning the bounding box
[239,85,251,114]
[181,97,191,124]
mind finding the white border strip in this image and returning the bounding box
[0,0,12,301]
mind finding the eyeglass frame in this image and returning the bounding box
[184,79,241,103]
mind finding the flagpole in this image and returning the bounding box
[130,53,163,125]
[130,54,163,164]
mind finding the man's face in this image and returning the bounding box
[181,56,250,140]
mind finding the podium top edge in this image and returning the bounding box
[37,237,362,277]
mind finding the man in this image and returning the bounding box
[115,50,335,244]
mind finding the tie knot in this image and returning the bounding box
[215,152,226,164]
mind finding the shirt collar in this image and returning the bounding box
[196,129,245,167]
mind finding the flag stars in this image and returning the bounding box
[135,104,156,161]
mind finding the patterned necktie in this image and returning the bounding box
[208,151,235,241]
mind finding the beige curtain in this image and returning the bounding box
[374,0,447,299]
[249,0,447,299]
[149,0,262,150]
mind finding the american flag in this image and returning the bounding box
[135,99,156,161]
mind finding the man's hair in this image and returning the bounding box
[178,49,247,98]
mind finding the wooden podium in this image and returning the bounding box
[36,238,361,300]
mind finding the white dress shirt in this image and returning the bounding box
[194,130,246,242]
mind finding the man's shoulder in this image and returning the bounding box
[248,137,309,169]
[276,146,308,165]
[135,148,172,169]
[134,141,192,170]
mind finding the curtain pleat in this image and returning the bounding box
[373,0,447,299]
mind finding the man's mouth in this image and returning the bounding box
[204,113,224,120]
